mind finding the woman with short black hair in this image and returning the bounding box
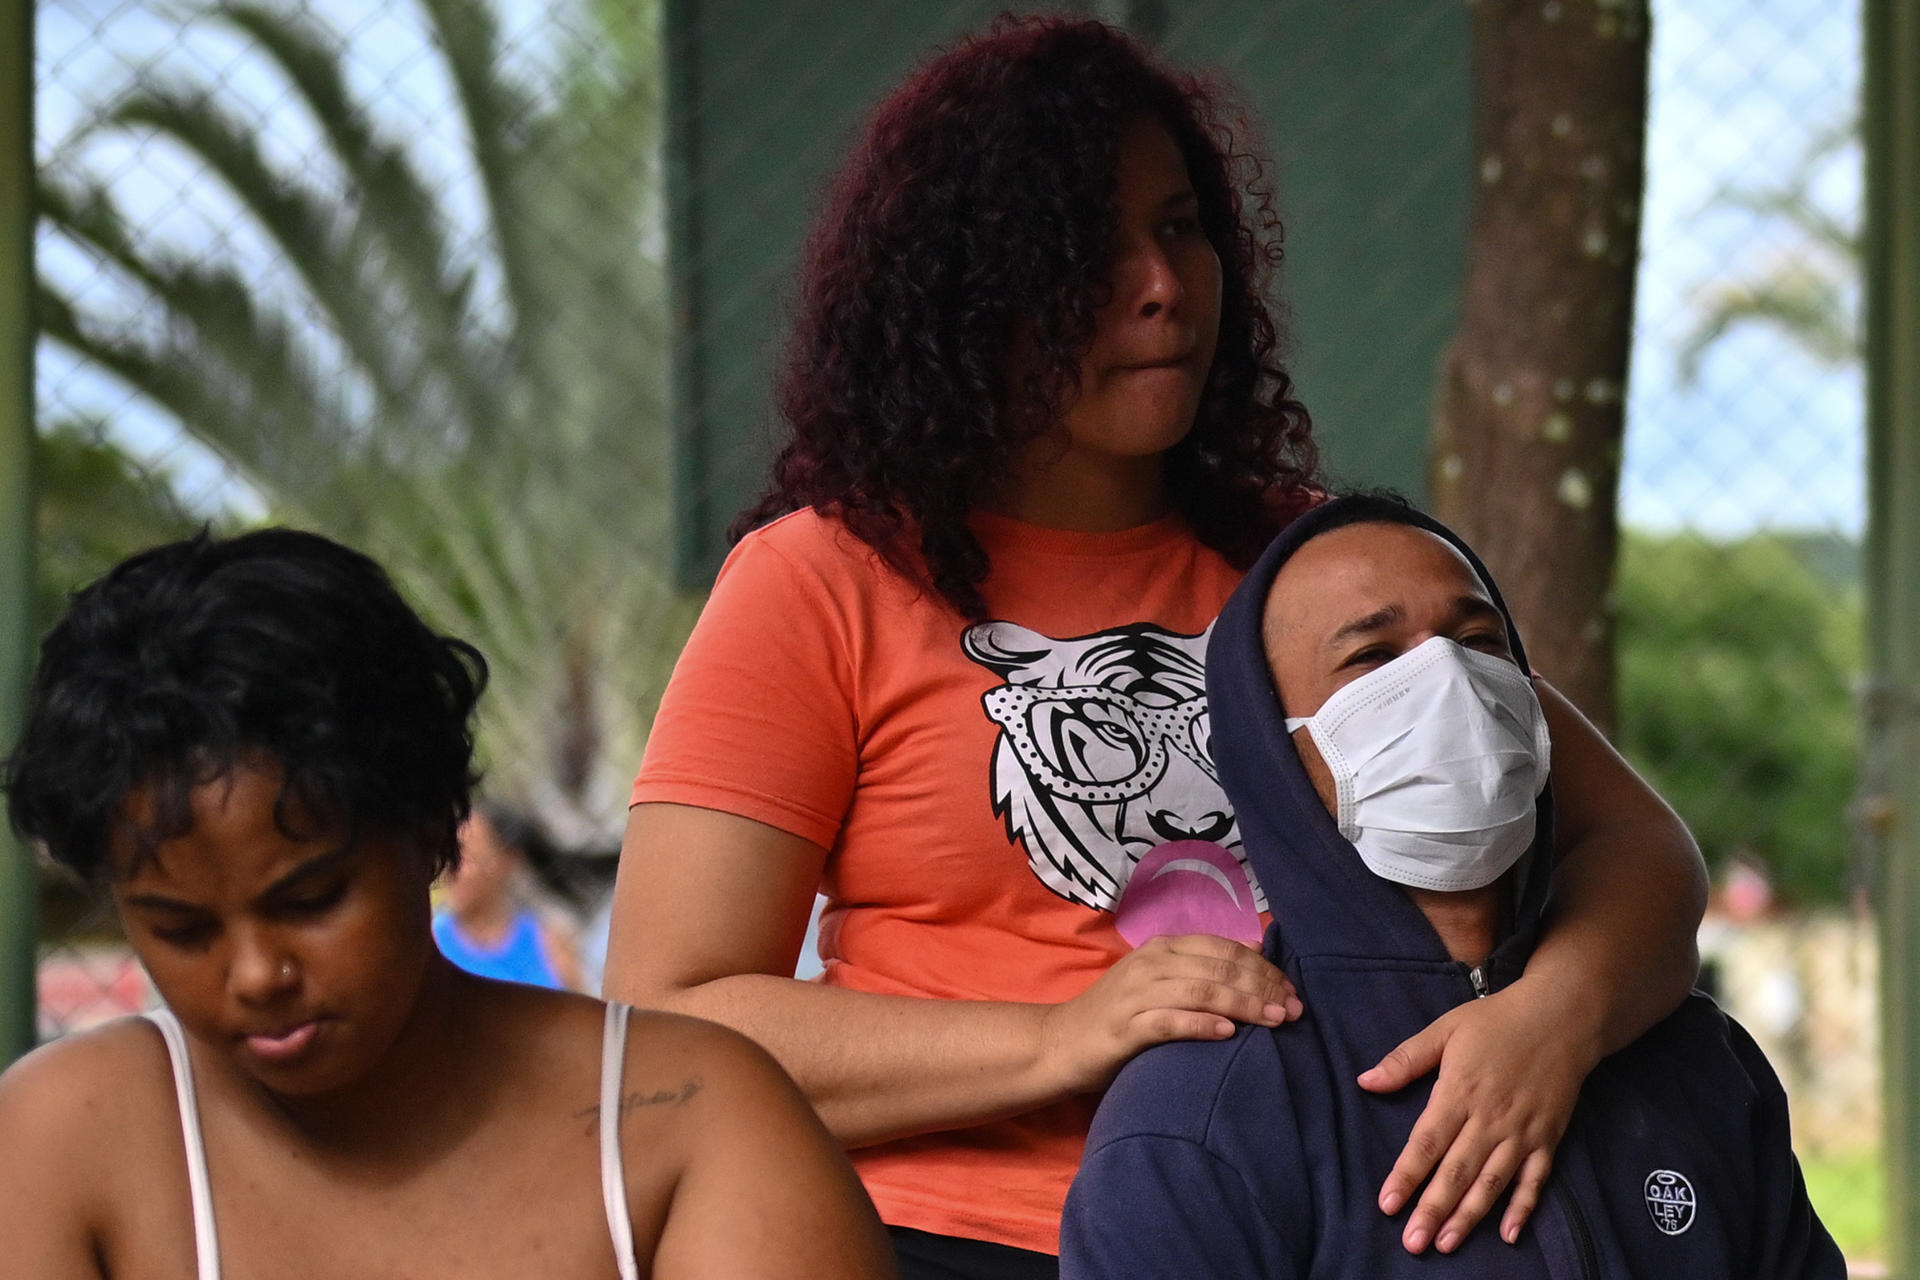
[0,528,895,1280]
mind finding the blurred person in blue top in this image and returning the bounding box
[1060,494,1844,1279]
[435,799,584,990]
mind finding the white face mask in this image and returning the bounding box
[1283,635,1552,892]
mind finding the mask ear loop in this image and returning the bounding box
[1283,714,1360,841]
[1528,678,1555,794]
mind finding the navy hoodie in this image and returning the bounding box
[1060,496,1844,1280]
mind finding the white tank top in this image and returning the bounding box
[144,1003,642,1280]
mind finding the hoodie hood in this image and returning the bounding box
[1207,494,1553,973]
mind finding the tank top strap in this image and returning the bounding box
[599,1001,640,1280]
[145,1008,222,1280]
[142,1004,637,1280]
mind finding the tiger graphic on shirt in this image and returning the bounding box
[962,619,1265,913]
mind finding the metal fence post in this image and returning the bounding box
[1865,0,1920,1269]
[0,0,38,1066]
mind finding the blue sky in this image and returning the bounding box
[34,0,1864,537]
[1623,0,1862,535]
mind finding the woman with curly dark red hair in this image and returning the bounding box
[607,16,1705,1278]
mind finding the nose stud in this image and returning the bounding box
[279,960,295,983]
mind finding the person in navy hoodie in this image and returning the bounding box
[1059,494,1844,1279]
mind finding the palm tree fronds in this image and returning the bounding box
[1679,269,1859,384]
[39,0,685,836]
[105,88,443,424]
[413,0,547,360]
[209,1,505,438]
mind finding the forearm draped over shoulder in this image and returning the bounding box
[1533,677,1706,1059]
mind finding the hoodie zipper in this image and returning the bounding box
[1462,963,1598,1276]
[1565,1193,1601,1279]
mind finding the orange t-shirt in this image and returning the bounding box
[633,506,1276,1254]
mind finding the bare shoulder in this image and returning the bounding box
[473,992,820,1158]
[464,977,606,1066]
[621,1009,898,1279]
[0,1017,182,1275]
[0,1015,175,1147]
[461,983,776,1110]
[605,1007,834,1175]
[616,1007,798,1113]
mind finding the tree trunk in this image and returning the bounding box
[1430,0,1650,734]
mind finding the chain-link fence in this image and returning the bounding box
[25,0,1877,1259]
[1619,3,1875,1260]
[33,0,679,1026]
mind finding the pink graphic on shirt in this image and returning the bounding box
[1114,839,1264,947]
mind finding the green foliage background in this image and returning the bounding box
[32,421,211,634]
[1615,530,1863,905]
